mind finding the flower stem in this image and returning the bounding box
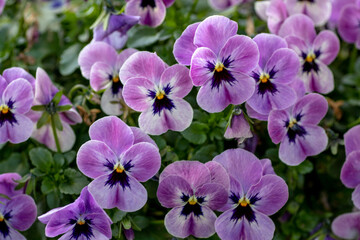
[51,115,62,153]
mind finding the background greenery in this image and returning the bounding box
[0,0,359,239]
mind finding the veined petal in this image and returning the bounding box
[3,79,33,114]
[122,77,155,112]
[2,67,35,89]
[267,0,288,34]
[195,183,228,210]
[100,87,123,116]
[157,175,193,208]
[341,151,360,188]
[302,61,334,94]
[90,62,114,91]
[160,64,193,99]
[352,185,360,209]
[279,136,307,166]
[173,22,200,65]
[245,103,269,121]
[125,0,166,27]
[130,127,157,147]
[116,48,138,70]
[293,93,328,125]
[260,158,276,175]
[6,195,37,231]
[190,47,217,86]
[331,212,360,239]
[278,14,316,44]
[1,115,34,144]
[344,125,360,156]
[268,109,290,144]
[205,161,230,190]
[313,30,340,65]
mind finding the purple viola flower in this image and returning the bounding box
[78,42,137,116]
[0,74,34,144]
[338,2,360,49]
[255,0,288,34]
[340,125,360,208]
[157,161,229,238]
[39,187,112,240]
[332,211,360,239]
[268,93,328,165]
[125,0,174,27]
[328,0,356,28]
[77,116,160,211]
[247,33,299,116]
[30,68,82,152]
[93,14,140,50]
[224,107,252,141]
[0,173,37,240]
[120,51,193,135]
[285,0,331,26]
[176,15,259,113]
[279,14,340,94]
[213,149,288,240]
[208,0,243,10]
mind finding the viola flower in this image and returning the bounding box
[279,14,340,94]
[213,149,288,240]
[338,2,360,49]
[157,161,229,238]
[224,107,252,141]
[120,51,193,135]
[93,14,140,50]
[0,0,5,15]
[30,68,82,152]
[39,187,112,240]
[125,0,175,27]
[340,125,360,208]
[0,75,34,144]
[77,116,161,211]
[328,0,356,28]
[78,42,137,116]
[332,211,360,239]
[0,173,37,240]
[184,15,258,113]
[268,93,328,165]
[255,0,288,34]
[247,33,299,115]
[208,0,252,11]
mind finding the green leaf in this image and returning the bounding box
[53,153,65,168]
[56,105,72,112]
[52,91,63,105]
[41,177,56,194]
[295,160,314,174]
[29,147,54,173]
[47,192,60,209]
[14,174,31,190]
[122,217,132,230]
[181,122,209,145]
[59,169,89,194]
[127,27,161,48]
[37,111,50,129]
[52,113,63,131]
[59,44,82,76]
[31,105,46,111]
[0,193,10,200]
[64,151,76,165]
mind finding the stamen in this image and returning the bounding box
[114,164,124,173]
[305,53,316,63]
[0,105,9,114]
[214,62,224,72]
[0,214,3,222]
[113,76,120,83]
[259,73,270,83]
[77,219,85,225]
[238,197,250,207]
[156,90,165,100]
[188,196,197,205]
[288,118,297,128]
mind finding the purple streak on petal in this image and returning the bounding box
[125,0,166,27]
[190,47,217,86]
[157,175,193,208]
[89,62,114,91]
[173,22,200,65]
[194,15,238,55]
[204,161,230,190]
[89,116,134,156]
[195,183,228,210]
[331,212,360,239]
[160,64,192,98]
[302,61,334,94]
[1,114,33,144]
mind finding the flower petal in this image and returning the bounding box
[130,127,157,147]
[293,93,328,125]
[278,14,316,44]
[205,161,230,190]
[3,79,33,114]
[352,185,360,209]
[173,22,200,65]
[195,183,228,210]
[260,158,276,175]
[160,64,192,98]
[313,30,340,65]
[0,173,22,200]
[331,212,360,239]
[2,67,35,89]
[89,116,134,156]
[0,114,33,144]
[116,48,138,70]
[266,0,288,34]
[344,125,360,156]
[100,86,123,116]
[125,0,166,27]
[341,151,360,188]
[190,47,217,86]
[7,195,37,231]
[157,175,193,208]
[245,103,269,121]
[268,109,289,144]
[122,77,154,112]
[90,62,114,91]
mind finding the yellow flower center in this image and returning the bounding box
[288,118,297,128]
[259,73,270,83]
[305,53,316,63]
[215,62,224,72]
[114,164,124,173]
[156,90,165,100]
[0,214,4,222]
[238,197,250,207]
[77,219,85,225]
[188,196,197,205]
[0,105,9,114]
[113,76,120,83]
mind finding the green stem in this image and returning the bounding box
[68,84,89,100]
[349,44,358,73]
[51,115,62,153]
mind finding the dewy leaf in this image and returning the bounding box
[37,111,50,129]
[59,168,89,194]
[59,43,82,76]
[181,122,209,145]
[29,147,54,173]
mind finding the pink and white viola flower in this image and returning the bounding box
[78,41,138,116]
[120,51,193,135]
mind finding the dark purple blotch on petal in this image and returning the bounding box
[284,113,307,143]
[69,218,94,240]
[140,0,156,8]
[180,194,206,218]
[0,99,17,127]
[301,50,321,73]
[206,56,236,90]
[104,160,134,190]
[108,74,123,95]
[251,68,279,97]
[0,211,12,238]
[147,84,175,115]
[229,192,261,224]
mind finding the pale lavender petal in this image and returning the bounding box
[99,31,128,51]
[253,33,288,69]
[254,1,270,21]
[241,210,275,240]
[88,174,147,211]
[246,175,288,215]
[0,0,5,15]
[100,87,123,116]
[204,161,230,190]
[173,22,200,65]
[190,47,217,86]
[245,103,269,121]
[2,67,35,89]
[3,114,33,144]
[301,0,332,26]
[289,77,306,99]
[122,77,154,112]
[194,15,238,55]
[119,51,167,84]
[196,72,255,113]
[121,142,160,182]
[279,137,307,166]
[78,42,118,79]
[6,195,37,231]
[278,14,316,44]
[195,183,228,210]
[302,61,334,94]
[213,148,263,193]
[331,212,360,239]
[293,93,328,125]
[260,158,276,175]
[352,185,360,209]
[3,79,33,114]
[344,125,360,156]
[268,109,289,144]
[45,208,76,237]
[218,176,243,212]
[89,116,134,156]
[90,62,114,91]
[267,0,288,34]
[130,127,157,147]
[164,206,217,238]
[219,35,259,74]
[34,67,58,105]
[157,175,193,208]
[77,140,118,179]
[208,0,233,10]
[138,108,167,135]
[313,31,339,65]
[338,5,360,44]
[4,227,26,240]
[159,160,211,189]
[0,173,22,199]
[125,0,166,27]
[224,113,252,139]
[160,64,192,98]
[116,48,138,70]
[341,151,360,188]
[58,97,82,125]
[285,35,308,57]
[38,206,68,224]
